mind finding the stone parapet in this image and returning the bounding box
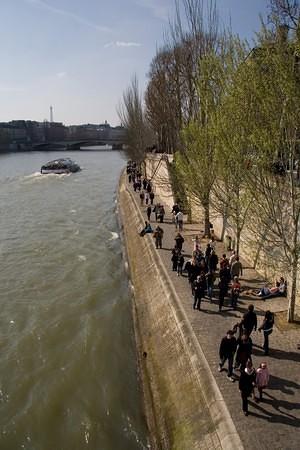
[117,171,243,450]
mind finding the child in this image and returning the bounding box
[255,362,270,401]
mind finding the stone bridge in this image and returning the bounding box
[32,139,124,151]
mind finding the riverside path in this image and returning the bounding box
[127,177,300,450]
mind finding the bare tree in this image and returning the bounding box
[118,75,153,162]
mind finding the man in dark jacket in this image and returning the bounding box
[174,233,184,251]
[241,304,257,336]
[219,330,237,381]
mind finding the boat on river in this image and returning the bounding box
[40,158,81,174]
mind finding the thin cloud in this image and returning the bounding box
[56,71,67,79]
[25,0,111,33]
[104,41,142,48]
[0,85,25,93]
[135,0,170,21]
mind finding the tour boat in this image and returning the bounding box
[41,158,81,174]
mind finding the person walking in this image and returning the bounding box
[145,192,149,205]
[171,249,179,271]
[158,205,165,223]
[220,254,229,270]
[231,256,243,279]
[218,330,237,381]
[153,225,164,249]
[209,250,218,272]
[231,276,241,309]
[239,360,256,416]
[206,270,215,302]
[153,203,159,222]
[146,205,152,222]
[235,333,252,371]
[175,210,184,231]
[150,191,155,205]
[240,304,257,336]
[256,362,270,401]
[193,273,206,310]
[174,233,184,252]
[218,275,229,312]
[177,253,184,276]
[139,191,145,206]
[205,244,212,266]
[258,310,274,355]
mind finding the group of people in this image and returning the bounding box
[219,304,274,415]
[129,164,282,418]
[179,239,243,312]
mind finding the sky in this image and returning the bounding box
[0,0,268,126]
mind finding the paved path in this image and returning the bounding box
[130,182,300,450]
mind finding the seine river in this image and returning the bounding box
[0,150,148,449]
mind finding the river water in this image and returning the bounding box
[0,150,148,450]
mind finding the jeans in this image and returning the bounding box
[207,280,213,299]
[220,355,233,376]
[241,392,249,412]
[263,330,272,354]
[231,292,238,309]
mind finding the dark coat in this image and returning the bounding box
[236,337,252,365]
[239,369,256,396]
[219,336,237,358]
[242,311,257,333]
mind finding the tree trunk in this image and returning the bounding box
[236,228,241,256]
[287,257,298,323]
[203,202,211,237]
[220,206,228,242]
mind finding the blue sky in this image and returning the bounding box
[0,0,268,126]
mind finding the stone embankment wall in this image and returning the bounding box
[117,170,242,450]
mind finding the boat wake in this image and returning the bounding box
[22,172,70,183]
[109,232,119,241]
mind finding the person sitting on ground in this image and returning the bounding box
[139,221,153,236]
[256,277,287,298]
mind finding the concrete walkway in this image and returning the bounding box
[130,181,300,449]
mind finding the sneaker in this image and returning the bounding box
[227,375,235,382]
[244,411,249,416]
[218,365,222,372]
